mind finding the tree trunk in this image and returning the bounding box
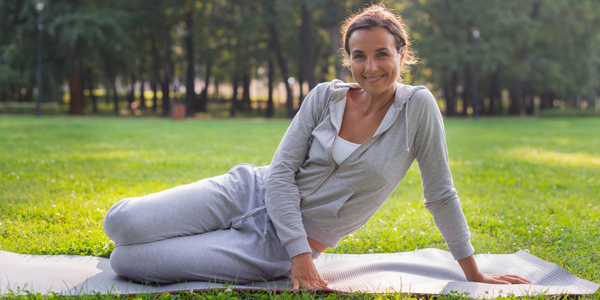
[0,84,5,103]
[509,78,522,115]
[230,74,240,117]
[112,77,119,115]
[242,72,251,111]
[298,65,305,108]
[198,60,212,112]
[443,69,458,116]
[488,69,500,115]
[151,80,158,112]
[539,91,551,110]
[87,68,97,113]
[151,35,160,112]
[68,55,84,115]
[524,92,534,115]
[267,6,294,118]
[138,56,146,110]
[184,8,196,116]
[16,84,22,102]
[160,73,170,117]
[573,93,581,109]
[160,28,173,118]
[214,78,220,98]
[300,2,316,90]
[25,86,33,102]
[461,65,471,116]
[266,60,275,118]
[5,84,12,113]
[127,74,136,110]
[139,78,146,109]
[104,81,110,105]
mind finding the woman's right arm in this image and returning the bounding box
[264,83,331,260]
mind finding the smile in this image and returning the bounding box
[364,75,384,83]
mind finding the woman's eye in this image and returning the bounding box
[354,54,364,59]
[378,52,389,57]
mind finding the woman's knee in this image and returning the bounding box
[109,246,145,282]
[103,197,143,244]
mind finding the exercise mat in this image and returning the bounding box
[0,248,597,298]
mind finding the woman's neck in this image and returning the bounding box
[347,85,396,117]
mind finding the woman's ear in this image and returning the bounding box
[400,46,407,62]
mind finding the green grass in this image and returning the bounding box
[1,116,599,299]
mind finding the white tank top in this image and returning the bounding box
[332,136,361,164]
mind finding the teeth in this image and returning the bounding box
[366,75,383,81]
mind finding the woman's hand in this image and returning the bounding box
[467,272,531,284]
[458,255,531,285]
[290,252,328,290]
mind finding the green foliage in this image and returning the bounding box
[2,1,599,116]
[1,116,600,300]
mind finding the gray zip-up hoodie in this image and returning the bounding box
[264,80,474,261]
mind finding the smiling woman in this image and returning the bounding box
[340,5,418,83]
[102,3,530,290]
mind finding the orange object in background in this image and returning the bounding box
[172,103,186,120]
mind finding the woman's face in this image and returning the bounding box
[348,27,405,97]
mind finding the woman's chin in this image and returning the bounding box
[358,82,396,97]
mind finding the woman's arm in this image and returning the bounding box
[412,88,474,260]
[264,82,333,289]
[412,89,529,284]
[264,83,330,258]
[458,255,530,284]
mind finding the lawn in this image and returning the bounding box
[1,116,599,299]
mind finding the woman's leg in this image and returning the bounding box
[103,164,266,246]
[103,165,283,283]
[109,211,291,284]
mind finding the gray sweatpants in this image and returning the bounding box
[103,164,318,284]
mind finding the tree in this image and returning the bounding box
[47,1,127,115]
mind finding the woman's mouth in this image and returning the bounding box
[364,75,384,83]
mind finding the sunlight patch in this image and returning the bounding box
[504,147,600,168]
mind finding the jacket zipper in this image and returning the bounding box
[300,102,403,201]
[300,164,338,201]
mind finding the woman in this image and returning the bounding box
[103,4,530,289]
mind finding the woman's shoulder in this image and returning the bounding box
[390,83,434,112]
[401,84,436,107]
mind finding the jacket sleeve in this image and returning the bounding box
[264,82,331,259]
[411,88,474,260]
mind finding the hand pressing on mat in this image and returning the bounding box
[291,252,328,290]
[458,255,531,284]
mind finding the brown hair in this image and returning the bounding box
[340,3,417,82]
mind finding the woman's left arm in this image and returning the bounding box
[411,88,474,261]
[411,88,529,284]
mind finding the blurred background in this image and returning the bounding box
[0,0,599,118]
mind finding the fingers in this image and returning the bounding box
[502,274,531,284]
[319,277,329,286]
[482,274,532,285]
[293,275,328,290]
[290,253,328,290]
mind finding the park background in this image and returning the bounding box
[1,0,600,299]
[1,0,599,118]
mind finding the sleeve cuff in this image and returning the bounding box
[448,239,475,261]
[284,237,313,259]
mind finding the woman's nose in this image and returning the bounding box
[365,57,378,73]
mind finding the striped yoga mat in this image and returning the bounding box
[0,248,597,298]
